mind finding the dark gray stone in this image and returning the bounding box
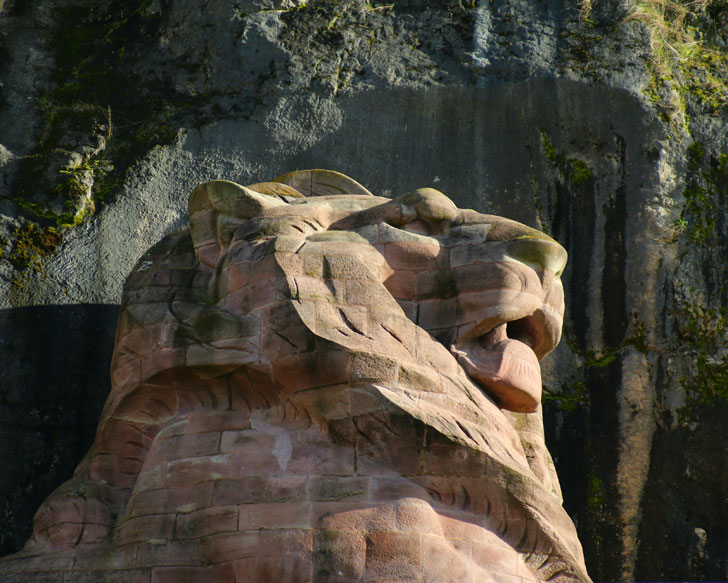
[0,305,118,558]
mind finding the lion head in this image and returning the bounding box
[11,170,587,583]
[182,168,565,411]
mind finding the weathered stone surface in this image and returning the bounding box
[3,1,728,581]
[0,172,588,581]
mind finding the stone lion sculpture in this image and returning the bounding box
[0,170,589,582]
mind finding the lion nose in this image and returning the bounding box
[505,238,568,277]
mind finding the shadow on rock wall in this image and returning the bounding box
[0,305,118,557]
[635,405,728,581]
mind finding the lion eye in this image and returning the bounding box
[402,217,450,237]
[402,219,431,235]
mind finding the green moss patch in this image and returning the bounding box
[11,1,204,229]
[7,223,62,272]
[539,130,594,187]
[676,143,728,244]
[678,301,728,414]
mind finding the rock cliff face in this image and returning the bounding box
[1,0,727,581]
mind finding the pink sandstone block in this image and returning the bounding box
[71,570,151,583]
[369,477,430,501]
[314,528,366,581]
[471,538,520,575]
[414,329,460,373]
[272,350,352,393]
[257,551,314,583]
[110,355,142,391]
[348,386,391,417]
[490,573,530,583]
[134,463,166,491]
[286,442,356,475]
[451,261,524,292]
[140,347,186,382]
[225,260,253,293]
[136,539,207,568]
[118,456,144,478]
[416,297,460,331]
[220,428,275,454]
[383,240,444,271]
[421,439,487,478]
[397,362,443,393]
[151,562,235,583]
[129,482,214,517]
[66,541,139,571]
[259,527,315,554]
[394,499,445,534]
[195,243,220,269]
[351,352,399,384]
[35,496,110,528]
[313,502,395,532]
[344,278,399,308]
[0,574,64,582]
[151,431,221,461]
[200,531,260,564]
[154,416,190,438]
[517,555,541,580]
[0,549,75,572]
[307,476,370,502]
[112,384,180,425]
[394,298,418,321]
[272,250,305,276]
[95,419,151,456]
[228,450,281,478]
[347,413,422,475]
[212,476,308,506]
[413,267,455,299]
[438,512,498,544]
[237,501,311,530]
[233,556,258,581]
[175,505,238,539]
[53,523,109,546]
[320,253,379,281]
[185,410,252,433]
[166,454,231,488]
[364,530,423,582]
[118,514,175,544]
[256,529,315,583]
[291,385,352,419]
[382,270,417,299]
[421,533,472,583]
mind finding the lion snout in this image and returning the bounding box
[504,238,568,278]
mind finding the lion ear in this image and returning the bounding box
[244,181,305,199]
[189,180,287,269]
[272,169,372,197]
